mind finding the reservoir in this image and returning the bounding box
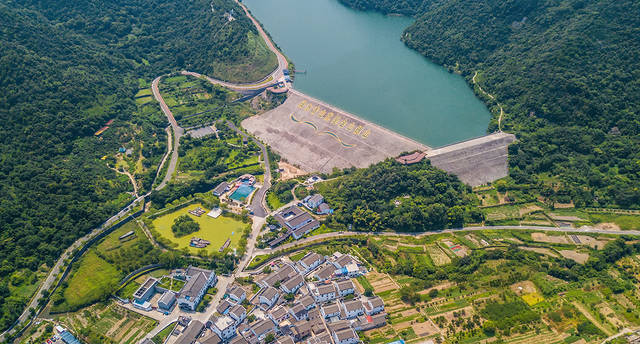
[242,0,491,147]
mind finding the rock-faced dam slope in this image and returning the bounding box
[243,90,515,186]
[426,132,516,186]
[242,90,429,173]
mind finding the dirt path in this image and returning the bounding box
[136,219,164,251]
[110,167,139,197]
[572,301,613,336]
[473,71,504,132]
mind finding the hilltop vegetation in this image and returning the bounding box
[0,0,276,332]
[318,159,480,232]
[339,0,640,209]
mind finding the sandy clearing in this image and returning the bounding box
[598,304,625,328]
[559,250,589,264]
[412,320,440,337]
[418,282,454,295]
[510,281,537,295]
[575,235,610,250]
[549,213,585,221]
[278,161,307,180]
[594,222,621,231]
[520,204,543,216]
[532,232,570,244]
[519,246,558,257]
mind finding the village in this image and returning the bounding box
[112,251,386,344]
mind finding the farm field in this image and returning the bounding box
[54,301,156,344]
[158,73,258,128]
[152,203,246,253]
[469,183,640,230]
[305,230,640,344]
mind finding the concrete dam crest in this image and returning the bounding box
[242,90,515,186]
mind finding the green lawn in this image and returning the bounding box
[59,250,123,311]
[153,322,176,344]
[117,280,141,299]
[211,32,278,83]
[152,203,245,253]
[267,192,285,211]
[289,251,308,261]
[588,213,640,230]
[135,88,152,97]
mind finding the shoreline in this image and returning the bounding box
[288,88,431,151]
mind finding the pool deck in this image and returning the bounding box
[229,184,256,202]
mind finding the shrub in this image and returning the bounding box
[171,215,200,237]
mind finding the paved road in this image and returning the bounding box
[250,225,640,257]
[153,126,173,188]
[152,76,184,190]
[0,195,147,342]
[182,0,290,93]
[225,121,271,217]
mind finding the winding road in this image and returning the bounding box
[7,1,640,342]
[473,71,504,132]
[182,0,289,93]
[251,225,640,257]
[225,121,272,217]
[152,76,184,190]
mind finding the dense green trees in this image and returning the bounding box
[171,215,200,237]
[340,0,640,209]
[0,0,271,331]
[321,159,476,231]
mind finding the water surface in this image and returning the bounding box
[243,0,490,146]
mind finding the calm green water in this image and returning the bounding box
[243,0,490,147]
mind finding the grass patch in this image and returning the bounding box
[56,250,123,312]
[267,192,285,211]
[248,254,272,269]
[211,32,278,83]
[116,281,141,299]
[152,322,176,344]
[157,277,185,292]
[522,292,545,306]
[588,213,640,230]
[289,251,307,262]
[356,275,374,291]
[152,203,246,253]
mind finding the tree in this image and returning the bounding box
[171,215,200,237]
[399,286,420,304]
[265,333,275,343]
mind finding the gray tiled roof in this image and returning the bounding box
[181,272,208,299]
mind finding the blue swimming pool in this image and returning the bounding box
[230,184,255,201]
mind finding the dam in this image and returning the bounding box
[199,0,516,186]
[242,90,515,186]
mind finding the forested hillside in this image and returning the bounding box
[318,159,480,232]
[0,0,274,332]
[339,0,640,208]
